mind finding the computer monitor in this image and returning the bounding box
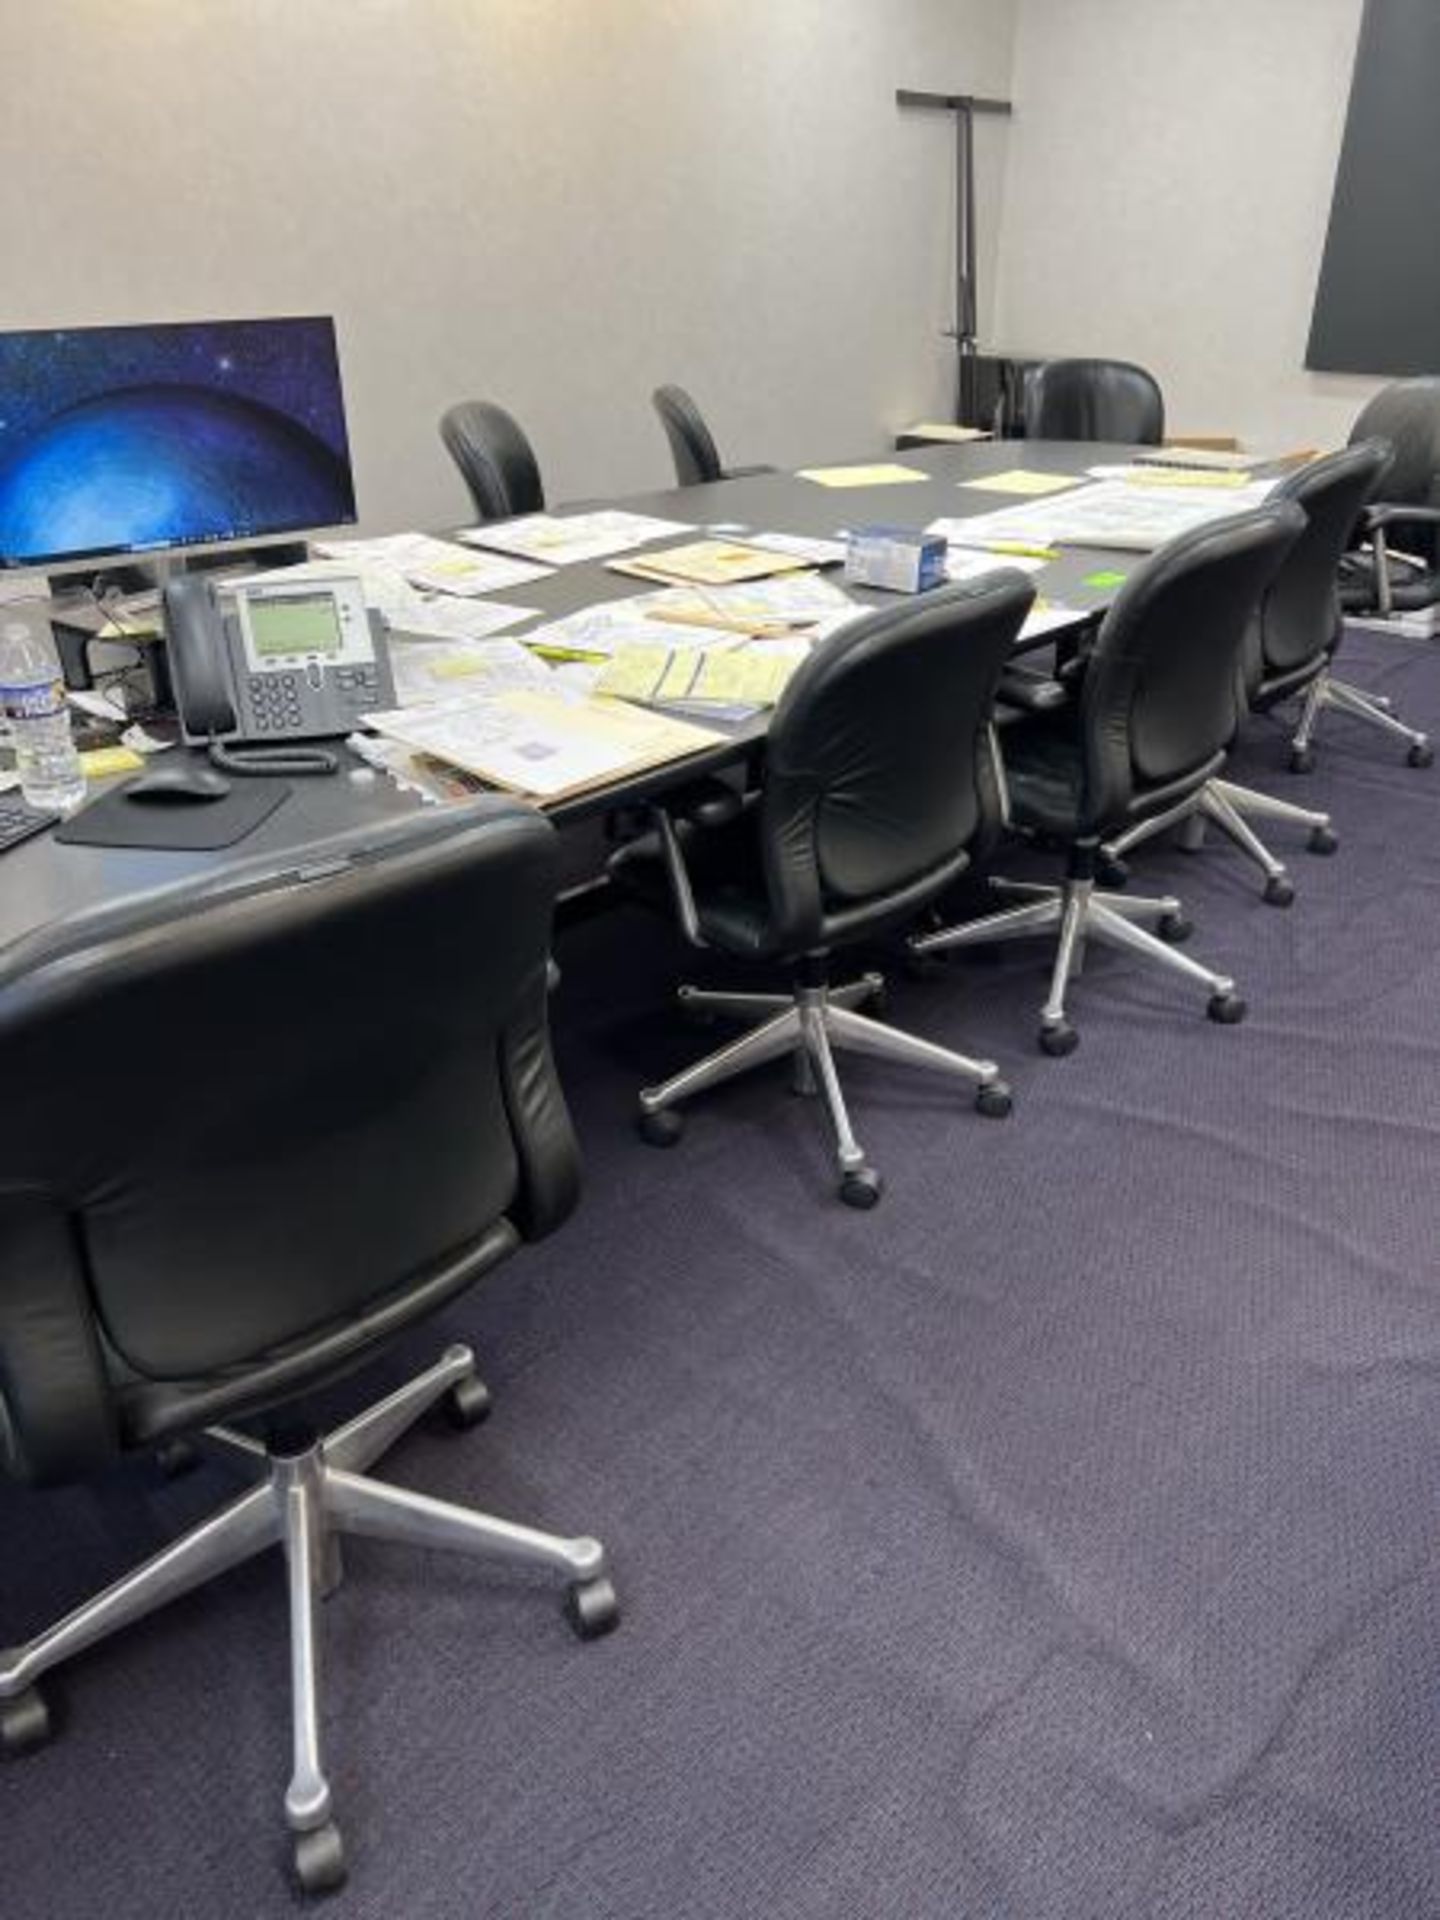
[0,316,358,572]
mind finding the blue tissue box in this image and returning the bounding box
[844,525,949,593]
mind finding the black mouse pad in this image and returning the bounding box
[55,777,292,850]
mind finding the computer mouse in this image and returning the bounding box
[125,763,233,805]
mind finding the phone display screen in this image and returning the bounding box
[249,592,345,658]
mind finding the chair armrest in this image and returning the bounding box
[996,664,1069,714]
[1363,502,1440,530]
[663,774,751,830]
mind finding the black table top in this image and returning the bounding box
[0,440,1209,958]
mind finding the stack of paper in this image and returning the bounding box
[608,540,812,587]
[312,530,551,593]
[365,691,726,804]
[459,510,694,567]
[933,478,1278,554]
[643,572,863,637]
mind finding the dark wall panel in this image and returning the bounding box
[1307,0,1440,376]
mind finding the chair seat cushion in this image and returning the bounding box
[1253,652,1327,711]
[609,811,785,959]
[1340,555,1440,614]
[1002,716,1227,841]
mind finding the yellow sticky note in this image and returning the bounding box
[80,746,144,777]
[796,464,930,488]
[965,469,1085,496]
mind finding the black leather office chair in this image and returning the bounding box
[651,384,774,487]
[1283,378,1440,771]
[0,804,615,1896]
[611,573,1035,1208]
[912,504,1305,1053]
[1023,357,1165,445]
[1098,443,1392,901]
[439,399,546,521]
[1340,376,1440,621]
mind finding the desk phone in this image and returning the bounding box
[165,573,396,754]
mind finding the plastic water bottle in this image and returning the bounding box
[0,614,86,813]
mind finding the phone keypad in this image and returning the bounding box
[246,672,305,733]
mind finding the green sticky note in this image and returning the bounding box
[1084,569,1128,589]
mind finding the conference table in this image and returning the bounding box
[0,439,1235,961]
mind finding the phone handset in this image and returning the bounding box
[164,572,239,736]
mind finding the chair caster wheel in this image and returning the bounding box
[975,1081,1013,1119]
[637,1106,684,1147]
[1408,742,1434,769]
[152,1437,201,1480]
[840,1168,883,1209]
[1039,1021,1078,1057]
[1288,746,1315,774]
[442,1375,493,1432]
[1096,854,1129,888]
[863,979,890,1017]
[1158,913,1192,944]
[1307,825,1338,856]
[1207,992,1247,1025]
[292,1820,347,1897]
[1262,875,1295,908]
[565,1576,620,1640]
[0,1686,52,1756]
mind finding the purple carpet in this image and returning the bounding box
[3,625,1439,1919]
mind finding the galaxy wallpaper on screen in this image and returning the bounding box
[0,316,357,567]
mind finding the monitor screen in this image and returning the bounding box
[0,316,358,570]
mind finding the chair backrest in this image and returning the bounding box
[1078,502,1306,829]
[652,384,724,487]
[0,802,577,1486]
[1348,377,1440,505]
[1252,441,1392,682]
[1024,358,1165,445]
[439,401,546,521]
[758,572,1034,950]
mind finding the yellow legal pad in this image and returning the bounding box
[597,644,802,710]
[795,463,930,488]
[963,469,1086,497]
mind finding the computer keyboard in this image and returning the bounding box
[0,791,60,854]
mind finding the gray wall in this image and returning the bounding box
[2,0,1015,535]
[993,0,1378,449]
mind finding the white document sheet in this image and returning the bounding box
[386,636,555,707]
[458,510,695,567]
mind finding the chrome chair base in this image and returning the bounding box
[911,876,1244,1054]
[1290,665,1433,770]
[637,971,1011,1207]
[1100,776,1335,906]
[0,1343,616,1897]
